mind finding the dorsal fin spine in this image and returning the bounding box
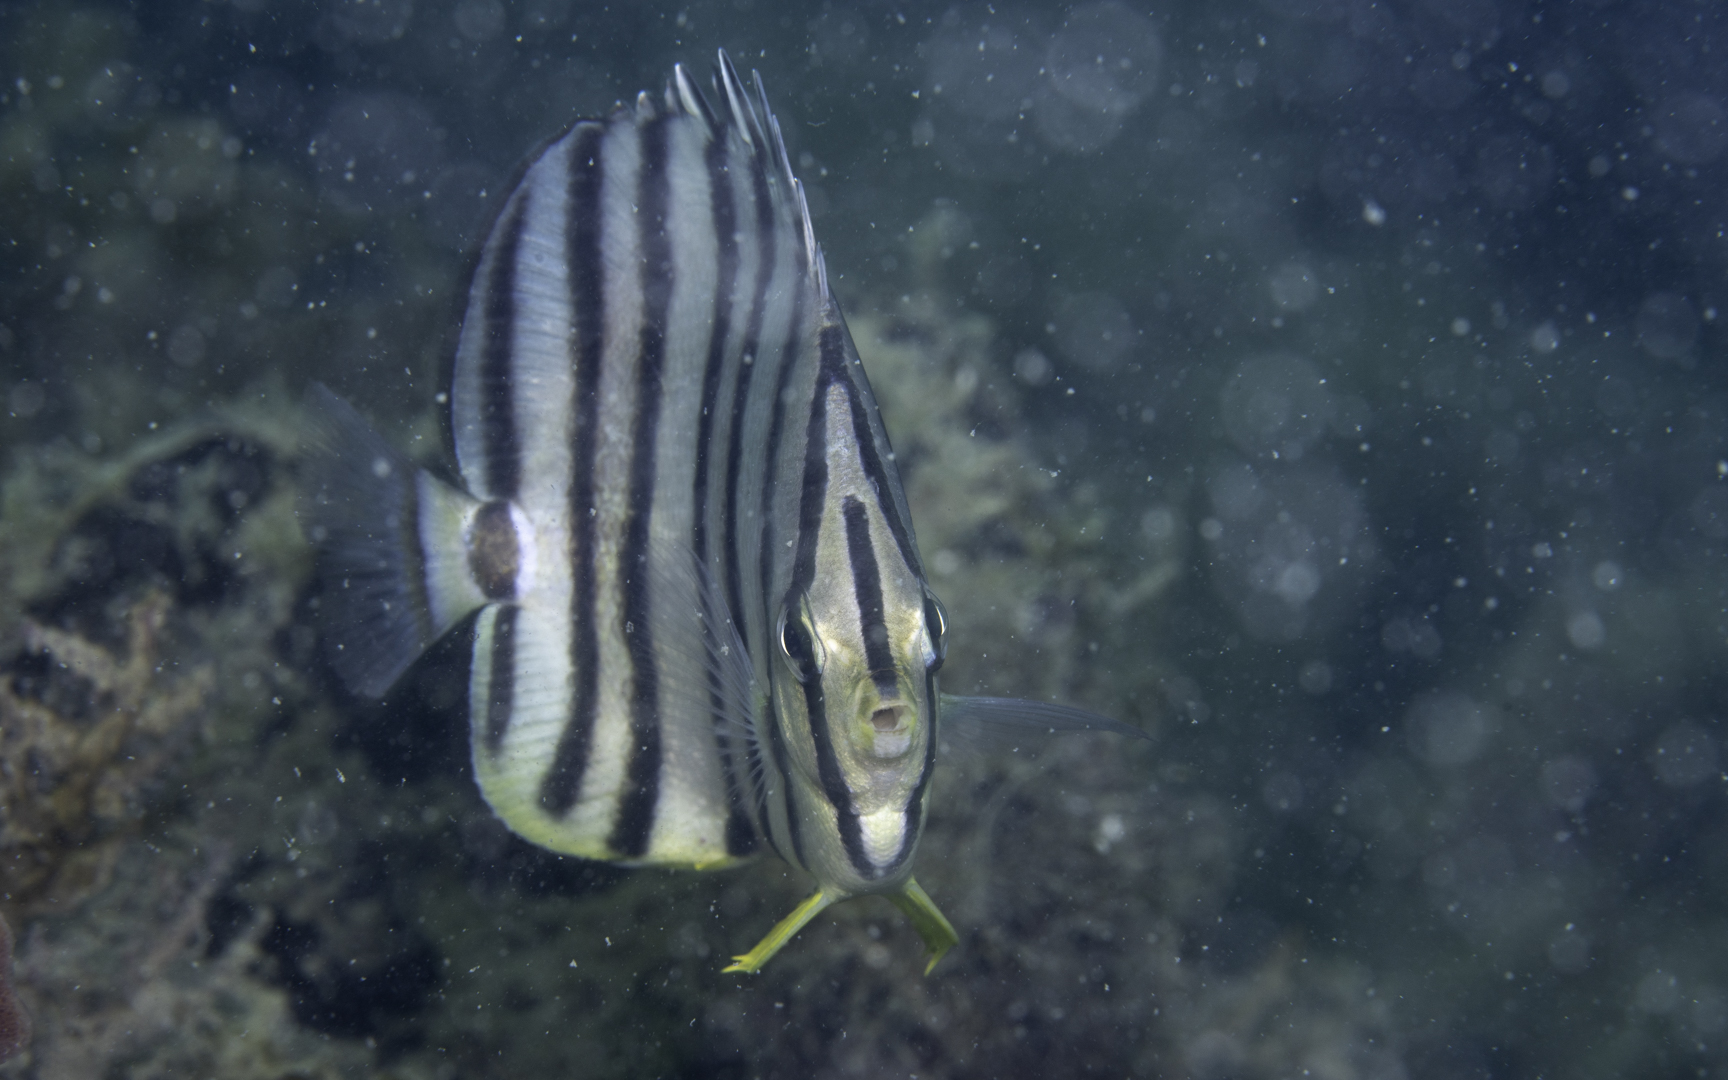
[813,244,831,304]
[715,50,761,148]
[702,51,825,294]
[748,69,821,288]
[673,63,717,131]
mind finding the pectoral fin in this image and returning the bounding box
[940,693,1150,759]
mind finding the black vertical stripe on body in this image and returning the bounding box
[785,327,849,598]
[723,143,781,848]
[691,134,735,578]
[610,117,673,859]
[483,605,519,755]
[764,205,818,603]
[693,129,758,858]
[841,496,895,692]
[542,123,607,817]
[721,146,779,658]
[759,210,813,867]
[480,197,528,500]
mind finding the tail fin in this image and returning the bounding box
[300,384,487,696]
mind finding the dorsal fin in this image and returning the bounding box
[749,68,822,289]
[574,51,815,302]
[671,60,823,296]
[812,243,832,304]
[715,50,765,148]
[671,62,717,130]
[754,69,798,203]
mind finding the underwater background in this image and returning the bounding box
[2,0,1726,1077]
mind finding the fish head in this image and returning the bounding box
[772,496,946,813]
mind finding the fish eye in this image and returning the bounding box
[776,593,824,684]
[923,590,948,673]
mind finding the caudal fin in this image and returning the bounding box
[299,384,487,696]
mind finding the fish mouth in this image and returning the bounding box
[865,703,912,759]
[870,705,905,732]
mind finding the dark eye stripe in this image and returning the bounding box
[923,592,946,672]
[779,605,820,682]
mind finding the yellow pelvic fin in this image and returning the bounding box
[887,878,958,976]
[723,888,838,974]
[721,879,958,975]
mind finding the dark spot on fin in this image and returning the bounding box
[468,501,519,601]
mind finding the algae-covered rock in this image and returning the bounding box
[2,589,212,904]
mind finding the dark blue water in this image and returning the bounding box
[1,2,1725,1077]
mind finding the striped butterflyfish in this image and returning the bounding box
[302,51,1143,974]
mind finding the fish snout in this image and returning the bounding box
[864,702,912,759]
